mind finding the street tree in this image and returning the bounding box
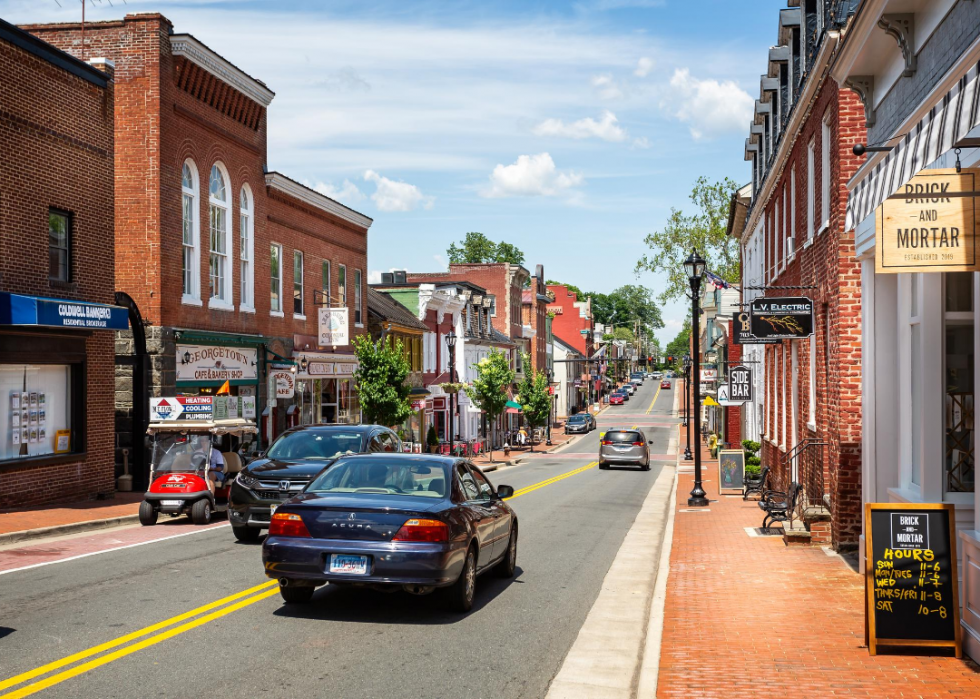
[352,334,412,428]
[602,327,635,342]
[466,349,515,462]
[546,279,584,299]
[447,232,525,265]
[515,356,551,452]
[585,285,664,330]
[636,176,740,305]
[664,319,692,370]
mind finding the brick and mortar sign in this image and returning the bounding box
[876,169,979,273]
[176,345,258,383]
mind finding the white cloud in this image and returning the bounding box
[664,68,754,140]
[311,66,371,93]
[631,136,651,149]
[532,110,627,142]
[482,153,584,199]
[663,318,684,331]
[634,57,654,77]
[363,170,434,212]
[433,254,447,269]
[368,270,383,284]
[311,179,365,204]
[591,74,625,100]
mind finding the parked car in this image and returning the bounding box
[609,393,624,406]
[229,424,401,542]
[630,372,644,384]
[651,371,663,379]
[599,429,651,470]
[660,380,671,389]
[612,388,629,402]
[625,383,637,395]
[262,454,518,612]
[565,412,596,433]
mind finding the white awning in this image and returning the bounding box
[846,59,980,231]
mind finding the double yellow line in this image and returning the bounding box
[0,460,600,698]
[645,385,663,414]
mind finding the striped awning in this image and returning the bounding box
[846,58,980,231]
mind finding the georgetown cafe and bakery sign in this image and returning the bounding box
[877,168,980,273]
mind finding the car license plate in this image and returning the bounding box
[328,554,369,575]
[160,500,181,507]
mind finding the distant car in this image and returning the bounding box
[652,372,663,379]
[660,380,671,389]
[229,424,401,542]
[609,393,624,406]
[262,454,518,612]
[625,383,637,395]
[565,413,596,434]
[613,389,630,402]
[630,373,644,384]
[599,430,651,471]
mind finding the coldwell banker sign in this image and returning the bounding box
[750,297,814,340]
[876,169,979,273]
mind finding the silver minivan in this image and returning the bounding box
[599,429,651,470]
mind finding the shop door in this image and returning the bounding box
[319,378,337,424]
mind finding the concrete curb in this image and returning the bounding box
[0,514,141,547]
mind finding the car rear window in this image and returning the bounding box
[306,458,449,497]
[606,431,643,443]
[568,415,588,422]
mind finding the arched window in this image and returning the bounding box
[239,185,254,310]
[181,160,201,302]
[208,163,232,305]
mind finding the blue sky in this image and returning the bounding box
[1,0,786,343]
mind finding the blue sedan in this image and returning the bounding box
[262,454,518,612]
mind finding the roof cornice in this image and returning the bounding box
[265,172,373,230]
[170,34,275,107]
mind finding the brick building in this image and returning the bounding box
[24,14,372,486]
[546,284,593,357]
[737,2,864,549]
[0,19,120,507]
[521,264,549,375]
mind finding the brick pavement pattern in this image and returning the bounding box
[658,434,980,698]
[0,492,142,536]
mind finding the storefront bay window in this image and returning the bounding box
[0,362,80,463]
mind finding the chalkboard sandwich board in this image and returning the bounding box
[717,449,745,495]
[865,503,961,657]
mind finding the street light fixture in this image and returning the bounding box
[445,330,457,455]
[546,369,554,446]
[682,354,693,461]
[684,250,708,507]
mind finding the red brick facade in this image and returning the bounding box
[546,284,593,356]
[521,265,548,374]
[0,22,116,506]
[758,76,865,549]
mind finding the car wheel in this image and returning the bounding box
[138,501,157,526]
[496,526,518,578]
[599,461,609,470]
[642,462,651,471]
[447,546,477,613]
[232,524,261,542]
[279,582,315,604]
[190,498,211,525]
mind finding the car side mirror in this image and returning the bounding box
[496,485,515,499]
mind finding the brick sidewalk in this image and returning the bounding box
[470,429,578,469]
[0,492,143,537]
[657,433,980,697]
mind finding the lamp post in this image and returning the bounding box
[683,250,708,507]
[683,354,693,461]
[445,330,457,456]
[546,369,554,446]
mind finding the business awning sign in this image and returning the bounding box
[0,293,129,330]
[750,297,814,339]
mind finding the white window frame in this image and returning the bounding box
[181,159,201,305]
[775,200,781,274]
[293,250,306,320]
[806,139,816,242]
[820,111,832,233]
[208,162,233,310]
[808,329,817,431]
[355,269,363,326]
[239,184,254,312]
[270,243,284,317]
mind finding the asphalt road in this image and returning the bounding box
[0,378,678,699]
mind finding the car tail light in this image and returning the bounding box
[269,512,311,538]
[632,442,645,446]
[393,518,448,543]
[601,440,613,445]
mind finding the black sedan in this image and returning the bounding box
[565,413,595,433]
[229,424,401,542]
[262,454,518,613]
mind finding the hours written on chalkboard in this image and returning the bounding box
[865,503,961,657]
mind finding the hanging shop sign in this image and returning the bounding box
[716,384,744,407]
[700,368,718,382]
[176,345,258,383]
[732,311,780,345]
[728,365,753,403]
[717,449,745,494]
[318,307,350,347]
[749,297,814,339]
[270,370,295,399]
[864,503,961,657]
[876,169,980,274]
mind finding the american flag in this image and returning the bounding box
[705,271,732,290]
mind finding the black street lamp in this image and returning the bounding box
[546,369,554,446]
[683,250,708,507]
[445,330,457,456]
[683,354,693,461]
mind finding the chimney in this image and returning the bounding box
[535,264,544,280]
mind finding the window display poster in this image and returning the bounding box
[55,429,70,453]
[11,412,19,428]
[0,366,72,460]
[39,427,46,442]
[29,428,37,443]
[29,392,37,407]
[10,392,19,411]
[12,429,19,445]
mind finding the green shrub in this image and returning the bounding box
[745,463,761,479]
[742,439,761,454]
[747,455,761,467]
[426,424,439,450]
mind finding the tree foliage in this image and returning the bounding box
[447,232,525,265]
[636,177,740,305]
[352,334,412,427]
[585,284,664,330]
[546,280,583,299]
[602,327,635,342]
[466,349,515,461]
[516,355,551,450]
[663,319,692,367]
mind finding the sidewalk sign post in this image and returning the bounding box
[684,250,708,507]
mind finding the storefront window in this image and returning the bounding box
[910,319,922,486]
[0,364,73,461]
[944,272,974,494]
